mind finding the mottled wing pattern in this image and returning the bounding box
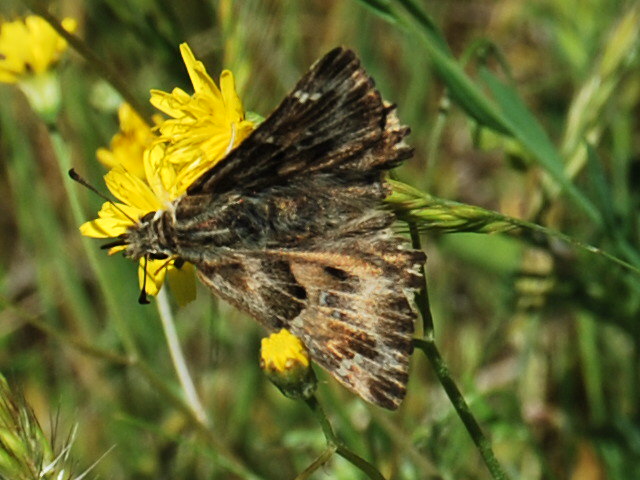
[195,235,424,409]
[187,47,407,196]
[179,47,425,409]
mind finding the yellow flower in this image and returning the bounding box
[80,166,162,240]
[97,104,160,179]
[79,43,254,306]
[0,15,77,84]
[261,329,310,372]
[80,126,184,301]
[150,43,255,170]
[79,161,197,303]
[260,329,317,400]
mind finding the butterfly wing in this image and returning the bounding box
[187,47,411,196]
[194,234,424,410]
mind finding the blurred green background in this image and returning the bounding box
[1,0,640,478]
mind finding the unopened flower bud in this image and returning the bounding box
[260,329,317,400]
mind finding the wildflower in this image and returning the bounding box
[0,15,77,121]
[80,44,254,304]
[96,103,160,179]
[79,156,196,304]
[0,15,76,83]
[150,43,255,173]
[260,329,317,400]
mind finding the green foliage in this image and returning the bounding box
[2,0,640,478]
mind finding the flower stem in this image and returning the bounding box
[304,395,386,480]
[409,222,433,336]
[156,288,209,426]
[409,224,511,480]
[414,339,510,480]
[294,445,337,480]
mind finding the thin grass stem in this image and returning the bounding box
[305,396,386,480]
[155,288,209,426]
[410,223,510,480]
[413,339,511,480]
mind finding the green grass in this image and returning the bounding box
[1,0,640,478]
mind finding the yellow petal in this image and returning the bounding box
[143,142,179,202]
[79,200,145,238]
[261,329,310,372]
[167,262,197,306]
[150,88,190,118]
[0,70,18,83]
[80,217,128,238]
[179,43,222,98]
[138,258,169,296]
[220,70,245,121]
[104,166,162,212]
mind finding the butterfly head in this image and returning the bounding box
[127,211,176,260]
[100,211,174,264]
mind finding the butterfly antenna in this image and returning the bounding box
[68,168,137,224]
[138,256,151,304]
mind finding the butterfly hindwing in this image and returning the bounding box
[194,235,424,409]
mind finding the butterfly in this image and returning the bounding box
[97,47,425,409]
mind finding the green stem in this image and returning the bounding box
[156,288,209,426]
[414,339,510,480]
[304,396,386,480]
[294,445,337,480]
[408,223,434,336]
[410,225,510,480]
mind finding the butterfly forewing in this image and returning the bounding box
[187,47,406,196]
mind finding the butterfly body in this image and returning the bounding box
[122,47,425,409]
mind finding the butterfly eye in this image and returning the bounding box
[149,252,169,260]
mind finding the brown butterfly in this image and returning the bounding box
[86,48,425,409]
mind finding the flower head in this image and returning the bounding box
[0,15,77,122]
[79,44,254,305]
[260,329,317,400]
[80,144,194,304]
[0,15,76,84]
[149,43,254,173]
[97,103,160,179]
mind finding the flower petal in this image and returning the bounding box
[167,262,197,306]
[104,166,162,212]
[138,258,169,296]
[179,43,222,98]
[220,70,245,121]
